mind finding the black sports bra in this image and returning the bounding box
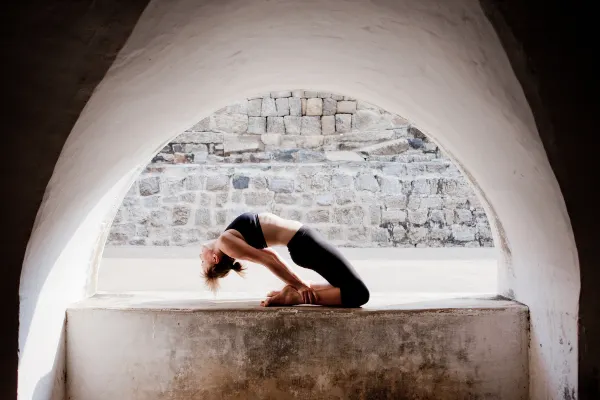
[225,212,268,249]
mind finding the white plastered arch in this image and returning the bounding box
[19,0,579,399]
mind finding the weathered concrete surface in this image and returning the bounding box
[67,296,528,400]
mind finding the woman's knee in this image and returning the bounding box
[341,282,370,307]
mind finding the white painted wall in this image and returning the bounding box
[19,0,579,399]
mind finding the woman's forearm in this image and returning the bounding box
[263,251,306,289]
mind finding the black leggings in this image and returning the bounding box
[287,226,370,307]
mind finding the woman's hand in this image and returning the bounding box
[296,285,318,305]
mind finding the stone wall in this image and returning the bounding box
[108,91,493,248]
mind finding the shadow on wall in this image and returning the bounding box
[107,90,494,250]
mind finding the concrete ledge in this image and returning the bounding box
[67,294,527,400]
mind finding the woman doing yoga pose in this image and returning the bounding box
[200,212,370,307]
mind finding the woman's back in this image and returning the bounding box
[257,213,303,246]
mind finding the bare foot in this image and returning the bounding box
[261,285,303,307]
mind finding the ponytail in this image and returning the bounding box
[203,254,245,292]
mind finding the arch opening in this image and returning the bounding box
[18,1,579,399]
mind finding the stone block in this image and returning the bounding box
[301,116,321,135]
[409,226,429,243]
[321,116,336,135]
[185,175,204,191]
[333,206,365,225]
[232,175,250,189]
[412,178,438,195]
[244,191,274,206]
[348,226,368,242]
[301,194,314,207]
[325,226,345,241]
[223,134,262,154]
[382,210,407,224]
[172,131,224,144]
[267,117,285,133]
[323,98,337,116]
[305,209,330,223]
[294,150,326,162]
[369,205,382,225]
[301,98,307,115]
[215,192,229,207]
[248,117,266,134]
[310,172,332,191]
[274,193,298,205]
[331,173,354,189]
[358,139,409,156]
[284,116,302,134]
[317,92,331,98]
[189,117,210,132]
[356,100,379,111]
[306,98,323,116]
[285,209,303,222]
[325,151,363,161]
[139,177,160,196]
[331,94,344,100]
[261,97,278,117]
[261,133,282,146]
[430,225,451,241]
[291,90,304,98]
[304,91,318,97]
[451,224,476,242]
[184,143,208,154]
[429,210,445,224]
[215,210,228,226]
[250,176,267,190]
[441,178,473,197]
[408,208,428,225]
[335,114,352,133]
[296,135,324,149]
[212,113,248,134]
[276,98,290,116]
[371,227,390,243]
[390,225,407,240]
[247,99,262,117]
[316,193,335,206]
[355,173,380,192]
[195,208,212,227]
[378,176,402,194]
[335,190,355,205]
[226,100,248,114]
[289,98,302,116]
[172,206,191,226]
[455,209,473,224]
[271,91,291,98]
[206,175,230,191]
[382,164,406,176]
[352,109,394,130]
[383,194,407,209]
[420,195,443,209]
[336,101,357,114]
[268,178,295,193]
[231,191,243,203]
[477,222,493,240]
[179,193,196,204]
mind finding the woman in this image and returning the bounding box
[200,212,370,307]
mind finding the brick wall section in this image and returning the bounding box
[108,91,493,248]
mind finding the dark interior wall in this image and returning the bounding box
[3,1,150,398]
[1,0,597,399]
[480,1,598,398]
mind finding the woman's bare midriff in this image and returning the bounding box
[257,212,303,246]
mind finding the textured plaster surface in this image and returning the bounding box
[16,0,580,399]
[67,295,529,399]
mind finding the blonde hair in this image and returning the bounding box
[202,253,245,292]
